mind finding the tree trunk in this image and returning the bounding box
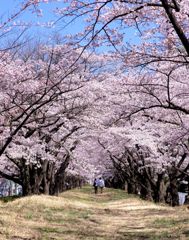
[50,154,70,195]
[127,180,138,194]
[154,173,166,203]
[140,177,153,201]
[21,159,56,196]
[167,165,179,206]
[169,178,179,206]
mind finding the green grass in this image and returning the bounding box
[0,185,189,239]
[0,195,21,203]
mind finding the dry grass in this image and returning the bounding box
[0,186,189,240]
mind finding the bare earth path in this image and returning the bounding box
[0,186,189,240]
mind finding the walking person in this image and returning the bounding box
[93,178,98,194]
[178,180,188,205]
[98,177,105,193]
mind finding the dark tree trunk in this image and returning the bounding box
[50,154,70,195]
[154,173,166,203]
[21,159,56,196]
[169,178,179,206]
[140,177,153,201]
[168,165,179,206]
[127,180,138,194]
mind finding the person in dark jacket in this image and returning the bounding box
[93,178,98,194]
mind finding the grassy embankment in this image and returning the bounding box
[0,186,189,240]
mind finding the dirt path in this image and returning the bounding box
[50,187,189,240]
[0,186,189,240]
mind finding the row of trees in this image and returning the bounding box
[0,42,109,195]
[0,1,188,206]
[58,0,189,206]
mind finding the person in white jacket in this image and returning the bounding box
[178,180,188,205]
[98,177,105,193]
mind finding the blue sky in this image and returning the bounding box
[0,0,83,39]
[0,1,141,47]
[0,0,60,22]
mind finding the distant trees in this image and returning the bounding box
[95,125,189,206]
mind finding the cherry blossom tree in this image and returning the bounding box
[1,0,189,204]
[57,1,189,54]
[55,0,189,119]
[0,43,109,195]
